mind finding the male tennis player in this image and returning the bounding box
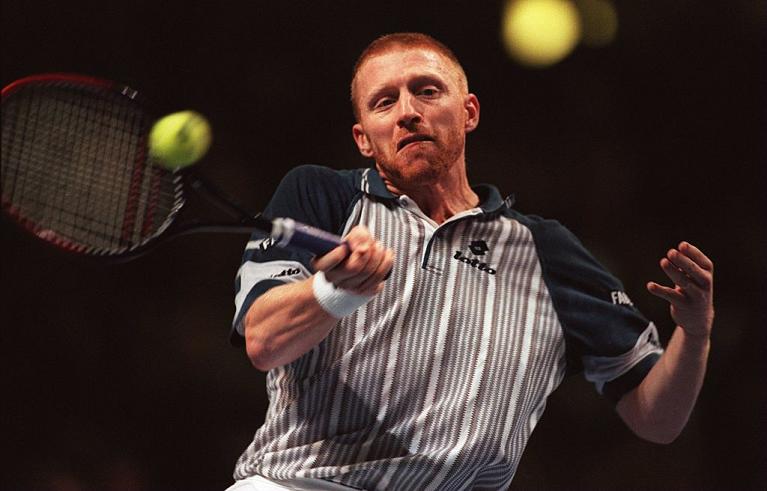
[227,33,714,490]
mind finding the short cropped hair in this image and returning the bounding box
[350,32,469,121]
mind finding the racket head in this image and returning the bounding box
[1,73,185,257]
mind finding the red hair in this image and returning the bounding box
[350,33,469,120]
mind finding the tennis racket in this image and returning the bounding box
[1,73,344,258]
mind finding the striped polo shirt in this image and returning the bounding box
[231,165,663,490]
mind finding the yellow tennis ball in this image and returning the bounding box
[149,111,212,168]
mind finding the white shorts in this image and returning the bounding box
[225,475,357,491]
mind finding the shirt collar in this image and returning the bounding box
[358,167,396,199]
[473,184,515,213]
[359,167,515,213]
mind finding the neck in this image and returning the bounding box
[379,159,479,224]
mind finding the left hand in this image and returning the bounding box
[647,241,714,338]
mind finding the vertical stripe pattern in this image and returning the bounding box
[234,195,566,490]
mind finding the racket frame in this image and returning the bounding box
[2,73,343,260]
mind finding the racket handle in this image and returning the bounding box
[270,217,345,255]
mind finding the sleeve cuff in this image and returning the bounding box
[602,352,661,404]
[229,279,285,346]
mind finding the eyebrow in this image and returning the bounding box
[365,86,395,110]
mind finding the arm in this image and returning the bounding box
[244,225,394,371]
[616,242,714,444]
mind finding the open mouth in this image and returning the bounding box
[397,134,435,151]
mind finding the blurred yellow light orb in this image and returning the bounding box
[502,0,582,67]
[576,0,618,47]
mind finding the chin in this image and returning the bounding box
[387,157,445,187]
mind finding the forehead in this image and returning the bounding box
[355,47,463,96]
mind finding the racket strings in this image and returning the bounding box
[3,92,150,251]
[2,131,181,212]
[2,161,181,239]
[2,82,181,254]
[6,90,130,236]
[2,182,178,240]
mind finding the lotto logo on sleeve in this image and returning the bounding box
[611,291,634,307]
[271,268,301,278]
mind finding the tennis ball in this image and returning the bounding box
[149,110,212,168]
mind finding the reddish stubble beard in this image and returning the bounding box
[374,125,466,191]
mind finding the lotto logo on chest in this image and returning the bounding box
[453,240,497,275]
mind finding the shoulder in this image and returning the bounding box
[249,164,371,242]
[277,164,364,193]
[504,207,624,297]
[505,209,585,257]
[266,165,367,225]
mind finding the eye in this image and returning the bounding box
[374,97,396,110]
[418,86,440,97]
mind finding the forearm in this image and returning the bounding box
[617,326,710,443]
[244,276,338,371]
[243,225,393,371]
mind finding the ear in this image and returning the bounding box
[464,93,480,133]
[352,123,374,157]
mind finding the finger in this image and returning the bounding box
[647,281,686,304]
[337,241,392,289]
[355,248,395,294]
[344,225,373,249]
[667,249,711,289]
[312,243,352,272]
[329,240,377,284]
[679,241,714,272]
[336,244,381,288]
[660,257,693,289]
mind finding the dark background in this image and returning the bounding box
[2,1,765,490]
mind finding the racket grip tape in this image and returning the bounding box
[259,216,391,279]
[270,217,344,255]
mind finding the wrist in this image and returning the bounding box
[312,271,374,318]
[677,325,711,348]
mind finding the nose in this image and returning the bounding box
[396,94,422,129]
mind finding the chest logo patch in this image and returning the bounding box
[469,240,489,255]
[454,240,496,275]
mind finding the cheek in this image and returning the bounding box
[433,106,464,133]
[367,125,395,153]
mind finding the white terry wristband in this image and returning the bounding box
[312,271,374,318]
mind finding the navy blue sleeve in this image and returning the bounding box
[516,213,663,403]
[230,165,362,344]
